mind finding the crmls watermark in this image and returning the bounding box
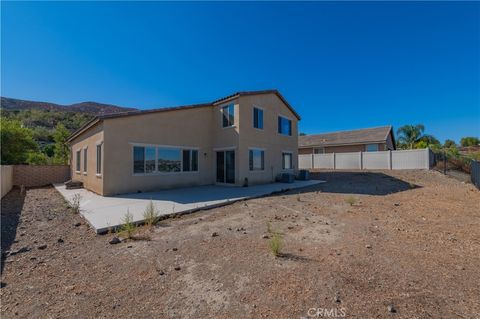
[303,307,347,318]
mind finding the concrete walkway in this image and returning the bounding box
[54,180,323,233]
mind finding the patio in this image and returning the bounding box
[54,180,323,233]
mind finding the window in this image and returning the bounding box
[222,104,234,127]
[83,148,88,173]
[282,152,293,169]
[158,148,181,172]
[96,144,102,175]
[278,116,292,136]
[145,147,156,173]
[133,146,145,174]
[253,107,264,129]
[249,149,264,171]
[314,148,325,154]
[182,149,198,172]
[76,150,81,172]
[366,144,379,152]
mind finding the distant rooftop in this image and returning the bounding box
[299,126,393,147]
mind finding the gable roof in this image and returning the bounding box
[67,89,299,143]
[299,126,394,148]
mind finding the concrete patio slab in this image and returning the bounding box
[54,180,323,233]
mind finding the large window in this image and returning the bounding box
[222,104,234,127]
[282,152,293,170]
[158,148,181,172]
[133,146,145,174]
[278,116,292,136]
[133,145,198,174]
[182,149,198,172]
[76,150,81,172]
[366,144,379,152]
[96,144,102,175]
[83,148,88,173]
[253,107,264,129]
[249,149,265,171]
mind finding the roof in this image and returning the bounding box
[299,126,394,148]
[67,89,300,143]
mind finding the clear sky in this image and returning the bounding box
[2,1,479,143]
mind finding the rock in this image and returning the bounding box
[127,245,133,248]
[334,294,341,303]
[387,304,396,313]
[37,244,47,250]
[287,226,294,230]
[109,237,121,245]
[262,234,269,239]
[158,270,165,275]
[211,232,219,237]
[365,244,372,249]
[394,203,400,206]
[57,238,64,243]
[174,266,181,271]
[74,222,81,227]
[172,247,178,251]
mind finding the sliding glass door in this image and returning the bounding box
[216,150,235,184]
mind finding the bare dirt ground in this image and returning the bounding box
[1,170,479,318]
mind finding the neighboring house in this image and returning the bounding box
[67,90,300,196]
[299,126,395,155]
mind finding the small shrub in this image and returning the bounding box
[266,223,283,257]
[143,200,159,227]
[296,192,301,202]
[345,196,356,206]
[119,209,136,239]
[70,193,82,213]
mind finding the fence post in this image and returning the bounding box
[333,152,336,170]
[360,151,363,170]
[311,153,314,170]
[389,150,393,170]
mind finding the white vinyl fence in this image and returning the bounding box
[299,148,431,170]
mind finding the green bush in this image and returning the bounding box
[143,200,159,227]
[119,210,136,239]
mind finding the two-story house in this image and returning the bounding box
[67,90,300,196]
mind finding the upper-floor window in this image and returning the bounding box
[249,149,265,171]
[76,150,81,172]
[314,148,325,154]
[222,104,234,127]
[278,116,292,136]
[366,144,379,152]
[253,107,264,129]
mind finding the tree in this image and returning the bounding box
[0,118,38,164]
[26,152,49,165]
[53,123,70,164]
[443,139,456,148]
[396,124,424,149]
[299,132,306,136]
[460,137,480,147]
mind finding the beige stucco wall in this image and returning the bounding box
[70,123,104,195]
[237,94,298,186]
[101,106,215,196]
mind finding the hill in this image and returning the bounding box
[1,96,137,115]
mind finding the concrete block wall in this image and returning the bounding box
[13,165,70,187]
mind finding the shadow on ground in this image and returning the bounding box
[1,187,26,275]
[305,171,419,195]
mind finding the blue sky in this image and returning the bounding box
[2,1,479,143]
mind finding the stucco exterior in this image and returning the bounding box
[69,91,299,196]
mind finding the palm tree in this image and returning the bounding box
[396,124,425,149]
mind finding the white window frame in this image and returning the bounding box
[249,147,265,171]
[221,103,235,128]
[282,151,293,170]
[253,106,264,130]
[76,150,81,173]
[278,115,292,136]
[131,143,200,176]
[96,142,103,177]
[83,147,88,175]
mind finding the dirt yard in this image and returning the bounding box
[1,170,479,318]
